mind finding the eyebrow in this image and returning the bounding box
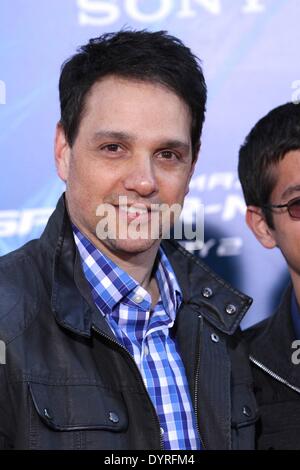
[281,184,300,200]
[92,131,135,143]
[160,139,190,153]
[91,130,190,152]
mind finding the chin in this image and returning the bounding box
[105,237,160,255]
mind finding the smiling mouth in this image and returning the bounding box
[119,204,148,213]
[117,205,150,221]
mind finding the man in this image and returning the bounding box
[0,30,256,450]
[238,102,300,449]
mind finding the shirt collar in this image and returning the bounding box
[72,224,182,318]
[155,247,182,320]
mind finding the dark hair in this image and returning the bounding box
[59,29,206,159]
[238,102,300,228]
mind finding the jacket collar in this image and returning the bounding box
[161,239,252,335]
[42,195,252,337]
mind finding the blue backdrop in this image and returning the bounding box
[1,0,299,328]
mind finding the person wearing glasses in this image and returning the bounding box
[238,102,300,449]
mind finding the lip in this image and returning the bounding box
[116,205,149,222]
[115,204,162,224]
[114,203,159,212]
[119,204,149,213]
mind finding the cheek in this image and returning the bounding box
[275,227,300,260]
[158,172,190,202]
[69,159,116,196]
[67,164,101,212]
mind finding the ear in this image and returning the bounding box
[54,122,72,182]
[246,206,277,249]
[185,142,200,195]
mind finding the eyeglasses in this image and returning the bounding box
[262,196,300,219]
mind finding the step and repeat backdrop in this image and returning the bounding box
[1,0,299,328]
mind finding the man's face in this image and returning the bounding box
[55,76,196,257]
[267,150,300,278]
[247,150,300,282]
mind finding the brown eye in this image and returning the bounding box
[159,150,177,160]
[104,144,120,152]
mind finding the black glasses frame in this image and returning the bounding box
[262,196,300,219]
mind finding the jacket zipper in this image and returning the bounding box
[194,314,205,449]
[92,325,164,449]
[250,355,300,394]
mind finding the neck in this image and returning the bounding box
[99,241,161,308]
[99,241,160,290]
[74,223,160,291]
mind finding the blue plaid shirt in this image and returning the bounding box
[73,226,201,450]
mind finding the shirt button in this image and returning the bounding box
[133,294,143,304]
[211,333,219,343]
[109,412,119,424]
[242,406,252,418]
[202,287,213,298]
[144,345,149,356]
[44,408,52,420]
[160,427,165,436]
[225,304,237,315]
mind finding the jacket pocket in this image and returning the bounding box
[28,382,128,433]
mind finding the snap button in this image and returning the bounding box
[202,287,213,298]
[44,408,52,420]
[225,304,237,315]
[133,294,143,304]
[242,406,252,418]
[109,412,119,424]
[211,333,219,343]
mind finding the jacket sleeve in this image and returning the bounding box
[0,365,14,449]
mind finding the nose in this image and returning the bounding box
[123,154,159,197]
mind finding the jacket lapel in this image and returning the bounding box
[248,285,300,390]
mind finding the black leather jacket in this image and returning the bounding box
[0,195,257,449]
[244,285,300,449]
